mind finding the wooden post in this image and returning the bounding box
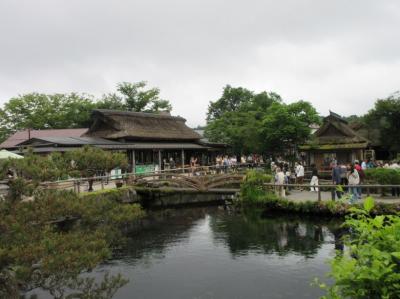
[318,188,321,201]
[367,186,370,197]
[132,150,136,176]
[77,181,81,194]
[101,178,104,190]
[158,150,162,175]
[181,149,185,173]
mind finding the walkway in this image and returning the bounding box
[286,189,400,204]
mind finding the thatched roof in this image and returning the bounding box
[85,109,201,141]
[300,111,370,150]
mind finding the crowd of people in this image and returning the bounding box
[272,158,400,201]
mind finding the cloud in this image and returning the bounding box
[0,0,399,126]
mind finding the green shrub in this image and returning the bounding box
[319,197,400,298]
[240,170,273,203]
[364,168,400,185]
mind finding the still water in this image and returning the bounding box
[30,207,342,299]
[108,208,340,299]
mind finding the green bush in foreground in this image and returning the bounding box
[0,189,144,298]
[318,197,400,299]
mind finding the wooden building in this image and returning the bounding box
[1,109,226,173]
[299,111,371,169]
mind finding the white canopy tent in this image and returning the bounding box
[0,149,23,160]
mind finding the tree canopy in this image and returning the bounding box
[0,81,172,142]
[365,92,400,156]
[97,81,172,113]
[204,85,320,155]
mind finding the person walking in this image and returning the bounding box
[310,164,319,192]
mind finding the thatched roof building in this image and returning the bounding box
[85,109,201,141]
[300,111,371,168]
[2,109,225,171]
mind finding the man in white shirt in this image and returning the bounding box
[361,159,367,170]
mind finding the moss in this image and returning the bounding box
[80,186,134,202]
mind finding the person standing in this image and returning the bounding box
[361,159,367,170]
[310,164,319,192]
[296,162,305,191]
[275,167,286,198]
[332,164,343,200]
[355,161,364,199]
[348,165,360,203]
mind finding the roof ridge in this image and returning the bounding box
[93,109,184,121]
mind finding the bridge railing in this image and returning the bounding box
[263,183,400,201]
[39,163,265,193]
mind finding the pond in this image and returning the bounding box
[29,207,343,299]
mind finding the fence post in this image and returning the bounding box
[318,187,321,201]
[101,178,104,190]
[77,180,81,194]
[367,186,370,197]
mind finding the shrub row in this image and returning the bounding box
[364,168,400,185]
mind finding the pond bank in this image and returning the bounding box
[81,186,237,209]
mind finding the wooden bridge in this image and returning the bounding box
[39,164,256,193]
[130,172,244,191]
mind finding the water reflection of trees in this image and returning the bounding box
[115,208,212,264]
[210,210,342,258]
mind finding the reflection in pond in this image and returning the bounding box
[27,207,343,299]
[210,210,341,258]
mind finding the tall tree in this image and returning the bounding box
[205,85,319,155]
[98,81,172,113]
[365,92,400,156]
[261,101,320,153]
[206,85,254,121]
[0,93,96,133]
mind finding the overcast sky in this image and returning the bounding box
[0,0,399,127]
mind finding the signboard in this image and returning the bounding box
[110,168,122,179]
[135,164,156,174]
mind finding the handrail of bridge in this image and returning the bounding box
[39,163,265,193]
[263,183,400,201]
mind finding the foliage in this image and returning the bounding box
[1,149,67,183]
[239,174,400,216]
[365,92,400,155]
[65,146,128,179]
[0,93,96,138]
[0,189,144,298]
[0,81,172,143]
[261,101,320,153]
[365,168,400,185]
[98,81,172,113]
[240,170,273,203]
[319,197,400,298]
[204,85,320,154]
